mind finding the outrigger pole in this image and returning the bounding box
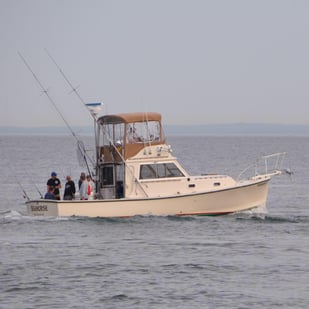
[18,52,94,177]
[18,52,77,140]
[43,50,150,197]
[44,49,100,141]
[44,49,101,171]
[44,49,97,121]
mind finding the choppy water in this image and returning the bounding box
[0,135,308,308]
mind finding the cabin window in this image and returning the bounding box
[101,165,114,186]
[140,163,184,179]
[126,121,160,144]
[100,123,125,147]
[140,164,157,179]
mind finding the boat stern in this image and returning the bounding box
[26,200,59,216]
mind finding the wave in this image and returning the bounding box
[234,212,309,224]
[0,209,25,221]
[0,209,70,224]
[263,215,309,224]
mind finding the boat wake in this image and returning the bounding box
[0,209,70,224]
[1,207,307,224]
[231,206,268,220]
[0,209,25,219]
[232,206,309,223]
[261,214,309,224]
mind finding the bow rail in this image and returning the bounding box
[237,152,290,181]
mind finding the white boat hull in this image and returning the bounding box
[26,178,270,217]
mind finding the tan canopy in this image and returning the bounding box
[98,112,162,125]
[97,112,164,160]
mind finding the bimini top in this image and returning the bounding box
[98,112,162,125]
[97,112,165,160]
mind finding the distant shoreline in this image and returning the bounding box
[1,123,309,136]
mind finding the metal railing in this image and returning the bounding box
[237,152,289,181]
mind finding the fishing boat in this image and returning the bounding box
[26,111,287,217]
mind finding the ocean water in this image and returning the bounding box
[0,135,308,308]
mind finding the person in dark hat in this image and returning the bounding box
[46,171,62,200]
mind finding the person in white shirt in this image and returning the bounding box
[87,175,95,200]
[79,173,88,200]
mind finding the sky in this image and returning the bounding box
[0,0,309,127]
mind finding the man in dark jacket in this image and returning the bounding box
[63,175,76,200]
[47,171,62,200]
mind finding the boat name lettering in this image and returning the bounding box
[31,205,48,212]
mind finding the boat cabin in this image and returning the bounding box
[96,112,167,199]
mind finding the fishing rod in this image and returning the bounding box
[24,168,44,199]
[18,52,94,177]
[7,162,31,201]
[30,179,43,199]
[19,184,30,201]
[14,175,31,201]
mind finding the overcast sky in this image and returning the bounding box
[1,0,308,127]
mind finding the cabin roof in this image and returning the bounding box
[98,112,162,125]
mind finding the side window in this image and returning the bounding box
[156,164,166,178]
[164,163,185,177]
[140,163,184,179]
[140,164,157,179]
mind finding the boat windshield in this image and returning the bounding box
[102,123,125,146]
[126,121,161,144]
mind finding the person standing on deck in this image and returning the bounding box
[79,173,88,200]
[78,172,86,189]
[47,172,62,200]
[87,175,95,200]
[63,175,76,200]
